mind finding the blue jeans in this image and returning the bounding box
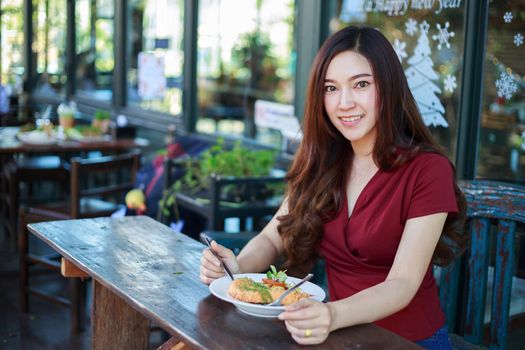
[415,325,451,350]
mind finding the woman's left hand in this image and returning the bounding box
[278,299,334,345]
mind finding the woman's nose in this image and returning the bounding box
[338,90,355,109]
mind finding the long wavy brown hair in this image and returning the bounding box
[278,26,467,274]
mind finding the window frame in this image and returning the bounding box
[22,0,491,181]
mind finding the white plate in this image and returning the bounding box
[209,273,326,318]
[69,134,111,143]
[17,130,56,145]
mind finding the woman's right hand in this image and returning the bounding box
[199,240,240,285]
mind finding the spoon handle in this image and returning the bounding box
[268,273,314,306]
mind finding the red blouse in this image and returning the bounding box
[320,152,458,341]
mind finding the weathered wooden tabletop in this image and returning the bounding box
[28,216,421,349]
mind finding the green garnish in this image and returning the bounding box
[241,281,273,303]
[266,265,287,283]
[19,123,36,133]
[236,278,273,303]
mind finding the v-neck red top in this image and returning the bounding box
[320,152,458,341]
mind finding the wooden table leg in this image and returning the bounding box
[61,258,88,334]
[156,337,190,350]
[92,279,150,350]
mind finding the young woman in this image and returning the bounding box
[200,25,467,349]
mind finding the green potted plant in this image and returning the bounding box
[57,101,77,130]
[158,138,285,222]
[92,109,111,133]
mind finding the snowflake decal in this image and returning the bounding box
[405,18,418,36]
[522,131,525,151]
[514,33,523,47]
[432,22,455,50]
[495,71,518,100]
[504,12,513,23]
[393,39,407,63]
[443,75,457,93]
[420,20,430,35]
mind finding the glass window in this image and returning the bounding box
[75,0,114,101]
[477,2,525,184]
[128,0,184,115]
[34,0,67,95]
[196,0,296,146]
[0,0,24,97]
[332,0,466,161]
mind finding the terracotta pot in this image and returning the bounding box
[59,115,75,129]
[92,119,110,133]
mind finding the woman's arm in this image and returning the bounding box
[329,212,447,329]
[200,199,287,284]
[280,212,447,344]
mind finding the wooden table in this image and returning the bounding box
[28,216,422,349]
[0,127,149,154]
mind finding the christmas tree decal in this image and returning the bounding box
[405,21,448,128]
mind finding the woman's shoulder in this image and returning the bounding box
[402,151,454,179]
[409,151,452,167]
[383,151,454,180]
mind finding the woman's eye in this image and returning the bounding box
[355,81,370,88]
[324,85,337,92]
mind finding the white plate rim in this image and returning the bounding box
[209,273,326,317]
[17,131,56,145]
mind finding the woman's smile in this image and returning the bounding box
[338,114,365,125]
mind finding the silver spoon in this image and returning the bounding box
[268,273,313,306]
[203,236,234,281]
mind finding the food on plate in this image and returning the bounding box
[19,123,36,133]
[228,266,311,305]
[17,123,56,144]
[65,125,103,140]
[40,121,55,135]
[77,125,103,136]
[262,264,288,288]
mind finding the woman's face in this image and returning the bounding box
[323,51,378,149]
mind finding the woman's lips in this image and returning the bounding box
[339,114,364,125]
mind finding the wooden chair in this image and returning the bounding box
[38,151,141,218]
[4,155,70,238]
[18,151,141,334]
[18,207,87,334]
[438,180,525,350]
